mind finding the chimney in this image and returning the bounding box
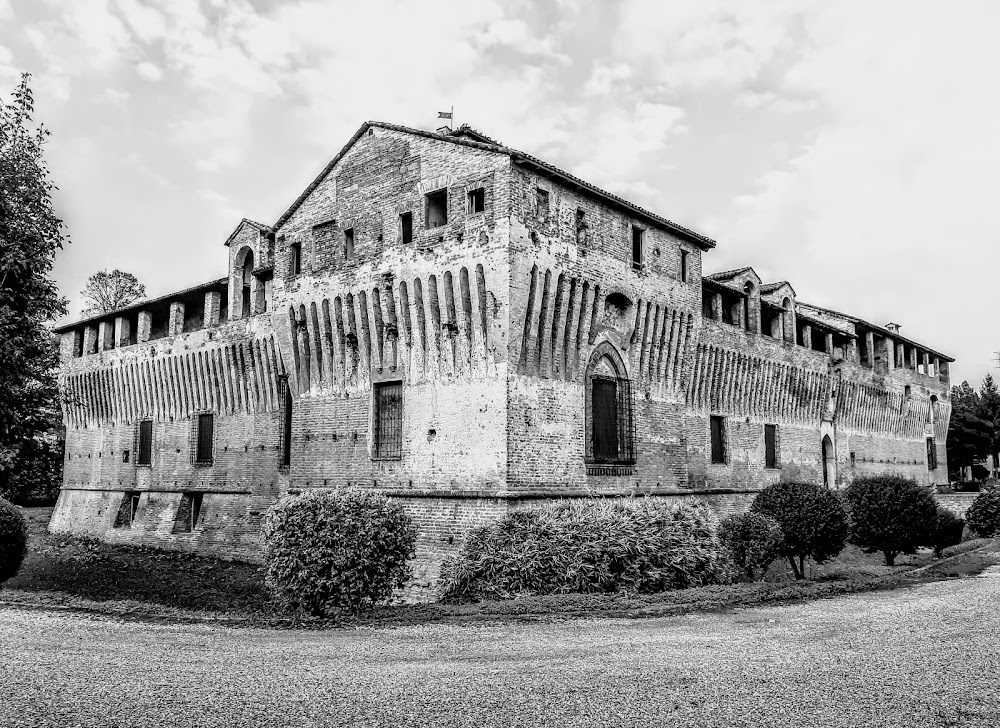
[885,322,901,333]
[436,125,452,135]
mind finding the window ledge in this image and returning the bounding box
[586,464,635,477]
[194,460,214,468]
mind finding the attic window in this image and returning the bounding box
[575,209,588,245]
[289,242,302,275]
[680,250,690,282]
[344,228,355,260]
[426,189,448,228]
[400,212,413,245]
[467,187,485,214]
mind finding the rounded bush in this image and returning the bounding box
[718,512,783,581]
[262,490,417,617]
[438,498,722,602]
[932,507,965,558]
[965,488,1000,538]
[844,474,938,566]
[750,481,848,579]
[0,497,28,586]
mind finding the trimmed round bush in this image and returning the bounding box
[966,488,1000,538]
[438,498,721,602]
[844,474,937,566]
[0,497,28,586]
[262,490,417,617]
[932,507,965,558]
[751,481,848,579]
[718,512,783,581]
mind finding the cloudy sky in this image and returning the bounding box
[1,0,997,386]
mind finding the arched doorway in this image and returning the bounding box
[822,435,835,487]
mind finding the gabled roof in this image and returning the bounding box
[706,266,754,281]
[224,218,271,247]
[271,121,716,249]
[760,281,795,296]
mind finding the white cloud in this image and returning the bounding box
[135,61,161,81]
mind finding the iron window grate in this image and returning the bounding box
[592,375,635,464]
[374,381,403,460]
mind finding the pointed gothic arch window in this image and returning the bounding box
[584,343,635,465]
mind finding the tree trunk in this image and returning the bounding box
[884,551,897,566]
[787,555,802,580]
[798,555,807,580]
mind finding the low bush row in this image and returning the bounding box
[0,497,28,587]
[257,477,1000,615]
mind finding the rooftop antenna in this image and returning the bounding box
[437,106,454,132]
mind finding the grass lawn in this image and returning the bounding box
[2,507,997,628]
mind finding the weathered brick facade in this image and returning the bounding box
[51,122,953,597]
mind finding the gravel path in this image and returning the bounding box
[2,568,999,728]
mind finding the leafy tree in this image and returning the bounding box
[947,381,991,479]
[844,474,937,566]
[80,269,145,316]
[932,508,965,558]
[0,497,28,586]
[978,374,1000,471]
[966,488,1000,538]
[0,74,67,483]
[750,481,849,579]
[717,512,783,581]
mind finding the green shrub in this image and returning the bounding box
[718,512,783,581]
[751,481,848,579]
[0,497,28,586]
[932,507,965,558]
[261,489,417,617]
[966,488,1000,538]
[843,474,937,566]
[438,498,721,602]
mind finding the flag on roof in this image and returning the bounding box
[438,111,453,119]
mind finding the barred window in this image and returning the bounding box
[373,381,403,460]
[586,348,635,466]
[195,414,214,464]
[137,420,152,466]
[927,438,938,471]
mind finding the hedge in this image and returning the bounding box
[0,497,28,586]
[438,497,721,602]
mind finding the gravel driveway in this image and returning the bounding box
[2,567,999,728]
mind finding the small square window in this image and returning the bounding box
[400,212,413,245]
[344,228,355,260]
[426,189,448,228]
[173,492,204,533]
[114,491,141,529]
[467,187,485,214]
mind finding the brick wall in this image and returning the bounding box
[51,123,955,603]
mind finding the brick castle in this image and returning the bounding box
[51,122,953,592]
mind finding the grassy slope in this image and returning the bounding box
[2,508,997,628]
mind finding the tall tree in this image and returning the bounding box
[80,269,146,316]
[0,73,67,480]
[978,374,1000,462]
[947,381,991,480]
